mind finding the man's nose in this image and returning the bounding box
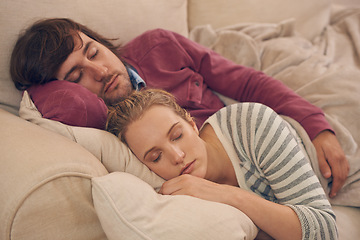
[88,62,108,82]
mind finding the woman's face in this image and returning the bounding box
[125,105,208,180]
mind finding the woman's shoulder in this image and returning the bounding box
[206,102,281,135]
[215,102,275,118]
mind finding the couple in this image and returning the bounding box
[11,18,341,239]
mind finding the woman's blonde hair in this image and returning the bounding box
[106,89,193,145]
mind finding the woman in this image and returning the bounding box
[106,89,337,240]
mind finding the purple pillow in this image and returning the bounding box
[27,80,108,130]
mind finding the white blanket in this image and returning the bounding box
[190,8,360,207]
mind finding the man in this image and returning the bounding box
[10,18,348,198]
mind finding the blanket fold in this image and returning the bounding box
[190,8,360,207]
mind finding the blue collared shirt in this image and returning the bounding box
[126,66,146,91]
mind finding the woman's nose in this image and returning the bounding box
[171,147,185,164]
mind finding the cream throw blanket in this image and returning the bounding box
[190,7,360,207]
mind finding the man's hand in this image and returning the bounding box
[312,130,349,198]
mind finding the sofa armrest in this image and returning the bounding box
[0,109,108,240]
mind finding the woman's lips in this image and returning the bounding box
[180,160,196,175]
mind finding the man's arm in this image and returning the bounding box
[170,30,349,196]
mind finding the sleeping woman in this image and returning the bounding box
[106,88,337,240]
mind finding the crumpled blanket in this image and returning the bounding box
[189,7,360,207]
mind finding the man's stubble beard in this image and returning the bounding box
[102,73,134,106]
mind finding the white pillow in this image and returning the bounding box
[19,91,165,190]
[92,172,258,240]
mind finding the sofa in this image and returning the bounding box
[1,0,360,239]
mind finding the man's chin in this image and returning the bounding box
[104,96,121,106]
[104,90,134,106]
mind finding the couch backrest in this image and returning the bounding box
[188,0,331,41]
[0,0,188,115]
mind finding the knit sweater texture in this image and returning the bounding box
[205,103,337,240]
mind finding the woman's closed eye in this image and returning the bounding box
[171,128,183,141]
[150,152,162,163]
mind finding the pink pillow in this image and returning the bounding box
[27,80,108,130]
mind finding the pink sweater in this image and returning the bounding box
[122,29,332,140]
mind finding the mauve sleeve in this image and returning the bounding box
[168,31,333,140]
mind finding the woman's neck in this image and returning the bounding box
[199,124,238,186]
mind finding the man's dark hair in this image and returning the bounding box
[10,18,121,90]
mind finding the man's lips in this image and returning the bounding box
[180,160,196,175]
[104,74,118,93]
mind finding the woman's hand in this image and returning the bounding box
[312,130,349,198]
[159,174,234,204]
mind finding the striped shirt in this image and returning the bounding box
[205,103,337,240]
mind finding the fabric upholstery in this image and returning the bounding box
[28,80,108,129]
[20,91,165,190]
[188,0,331,41]
[0,108,108,240]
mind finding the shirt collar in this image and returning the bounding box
[126,66,146,91]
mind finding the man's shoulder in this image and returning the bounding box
[125,29,175,47]
[122,28,187,63]
[141,28,174,38]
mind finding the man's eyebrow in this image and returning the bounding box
[63,41,92,80]
[82,41,92,55]
[142,122,180,160]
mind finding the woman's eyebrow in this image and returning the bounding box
[142,122,180,160]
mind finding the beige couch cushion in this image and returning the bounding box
[0,109,109,240]
[188,0,331,41]
[19,91,165,190]
[92,172,258,240]
[0,0,188,115]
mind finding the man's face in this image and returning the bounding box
[55,32,133,105]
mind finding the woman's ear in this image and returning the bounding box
[190,119,199,135]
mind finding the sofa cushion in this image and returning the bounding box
[27,80,108,129]
[92,172,258,240]
[0,109,109,240]
[188,0,331,41]
[19,90,165,190]
[0,0,188,115]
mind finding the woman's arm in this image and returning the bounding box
[161,103,337,240]
[160,175,301,240]
[229,103,337,239]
